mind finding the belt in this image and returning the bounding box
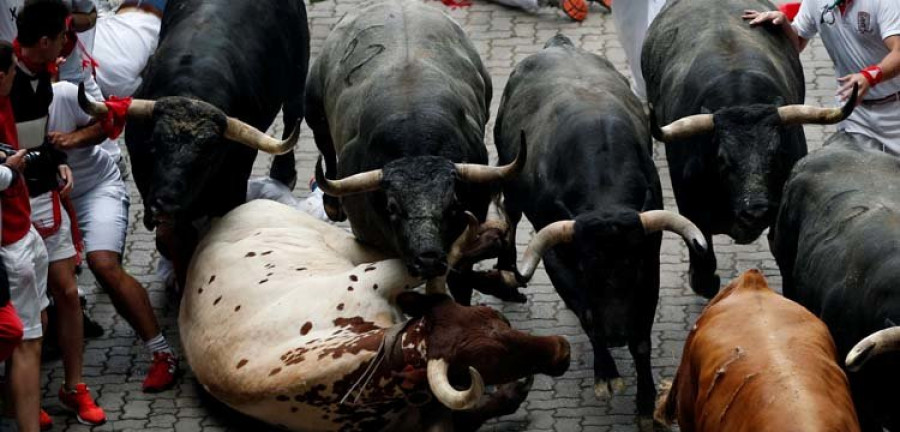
[862,92,900,107]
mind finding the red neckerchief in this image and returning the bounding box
[838,0,853,15]
[12,39,53,76]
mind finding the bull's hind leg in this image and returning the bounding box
[689,231,719,299]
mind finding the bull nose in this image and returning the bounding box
[408,251,448,278]
[739,200,769,223]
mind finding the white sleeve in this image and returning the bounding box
[879,0,900,40]
[0,165,15,191]
[792,0,819,40]
[61,82,95,129]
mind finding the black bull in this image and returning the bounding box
[307,0,525,301]
[494,34,708,428]
[773,132,900,432]
[642,0,854,299]
[91,0,310,287]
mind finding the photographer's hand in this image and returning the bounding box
[4,150,28,172]
[58,164,74,198]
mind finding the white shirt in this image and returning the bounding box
[48,82,118,198]
[58,0,98,85]
[93,10,161,97]
[793,0,900,100]
[0,0,23,43]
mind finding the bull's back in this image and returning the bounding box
[496,36,656,223]
[312,0,490,159]
[663,270,858,431]
[777,140,900,354]
[644,0,803,118]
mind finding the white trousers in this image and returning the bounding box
[612,0,667,100]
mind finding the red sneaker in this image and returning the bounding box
[59,383,107,425]
[143,351,179,393]
[39,409,52,431]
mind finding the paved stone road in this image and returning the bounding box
[37,1,840,431]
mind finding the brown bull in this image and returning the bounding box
[656,270,860,432]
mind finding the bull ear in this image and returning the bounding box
[396,292,429,318]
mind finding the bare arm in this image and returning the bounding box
[743,10,809,52]
[47,122,107,150]
[836,36,900,102]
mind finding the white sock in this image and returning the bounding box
[144,334,173,356]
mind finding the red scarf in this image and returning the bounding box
[99,97,133,140]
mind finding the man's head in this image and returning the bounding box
[17,0,70,64]
[0,41,16,96]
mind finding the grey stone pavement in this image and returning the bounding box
[37,0,840,431]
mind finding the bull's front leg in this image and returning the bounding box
[592,343,625,400]
[448,269,526,306]
[629,336,658,432]
[689,231,719,299]
[155,222,198,294]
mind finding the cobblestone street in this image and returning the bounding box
[37,1,840,430]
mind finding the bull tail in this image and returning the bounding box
[654,378,677,426]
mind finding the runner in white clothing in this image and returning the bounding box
[744,0,900,155]
[92,1,162,99]
[612,0,666,101]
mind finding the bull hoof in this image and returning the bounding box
[690,271,720,299]
[593,377,626,400]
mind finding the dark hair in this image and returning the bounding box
[16,0,70,47]
[0,40,12,72]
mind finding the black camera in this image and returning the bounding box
[0,142,41,165]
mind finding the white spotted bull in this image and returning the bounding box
[180,200,570,431]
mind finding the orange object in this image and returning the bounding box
[562,0,588,21]
[59,384,107,426]
[39,409,52,431]
[779,2,801,21]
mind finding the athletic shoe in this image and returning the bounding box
[59,383,106,426]
[39,409,52,431]
[143,352,179,392]
[560,0,589,21]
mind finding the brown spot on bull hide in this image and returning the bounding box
[259,279,268,284]
[265,263,275,269]
[234,305,241,312]
[208,275,216,284]
[300,322,313,335]
[276,395,289,402]
[236,359,248,369]
[214,296,222,306]
[333,317,379,334]
[337,303,345,311]
[267,272,274,277]
[350,275,358,282]
[270,367,282,376]
[245,252,256,257]
[262,251,273,256]
[348,286,354,291]
[198,288,203,294]
[282,347,309,366]
[291,406,298,413]
[365,266,376,272]
[373,284,379,291]
[317,332,382,361]
[296,267,307,271]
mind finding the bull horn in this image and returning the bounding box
[518,220,576,282]
[778,83,857,126]
[77,82,155,119]
[845,326,900,372]
[639,210,708,253]
[314,156,384,197]
[224,117,301,155]
[653,112,715,142]
[456,131,527,184]
[427,358,484,410]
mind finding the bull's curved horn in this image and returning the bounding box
[845,326,900,372]
[448,212,480,267]
[224,118,301,155]
[778,83,858,125]
[653,113,715,142]
[518,221,576,282]
[77,82,155,119]
[427,359,484,410]
[455,131,527,184]
[639,210,708,253]
[314,156,384,197]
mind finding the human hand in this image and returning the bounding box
[743,9,788,27]
[58,164,74,198]
[3,150,27,172]
[837,73,870,103]
[47,131,81,150]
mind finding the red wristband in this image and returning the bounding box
[860,66,883,87]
